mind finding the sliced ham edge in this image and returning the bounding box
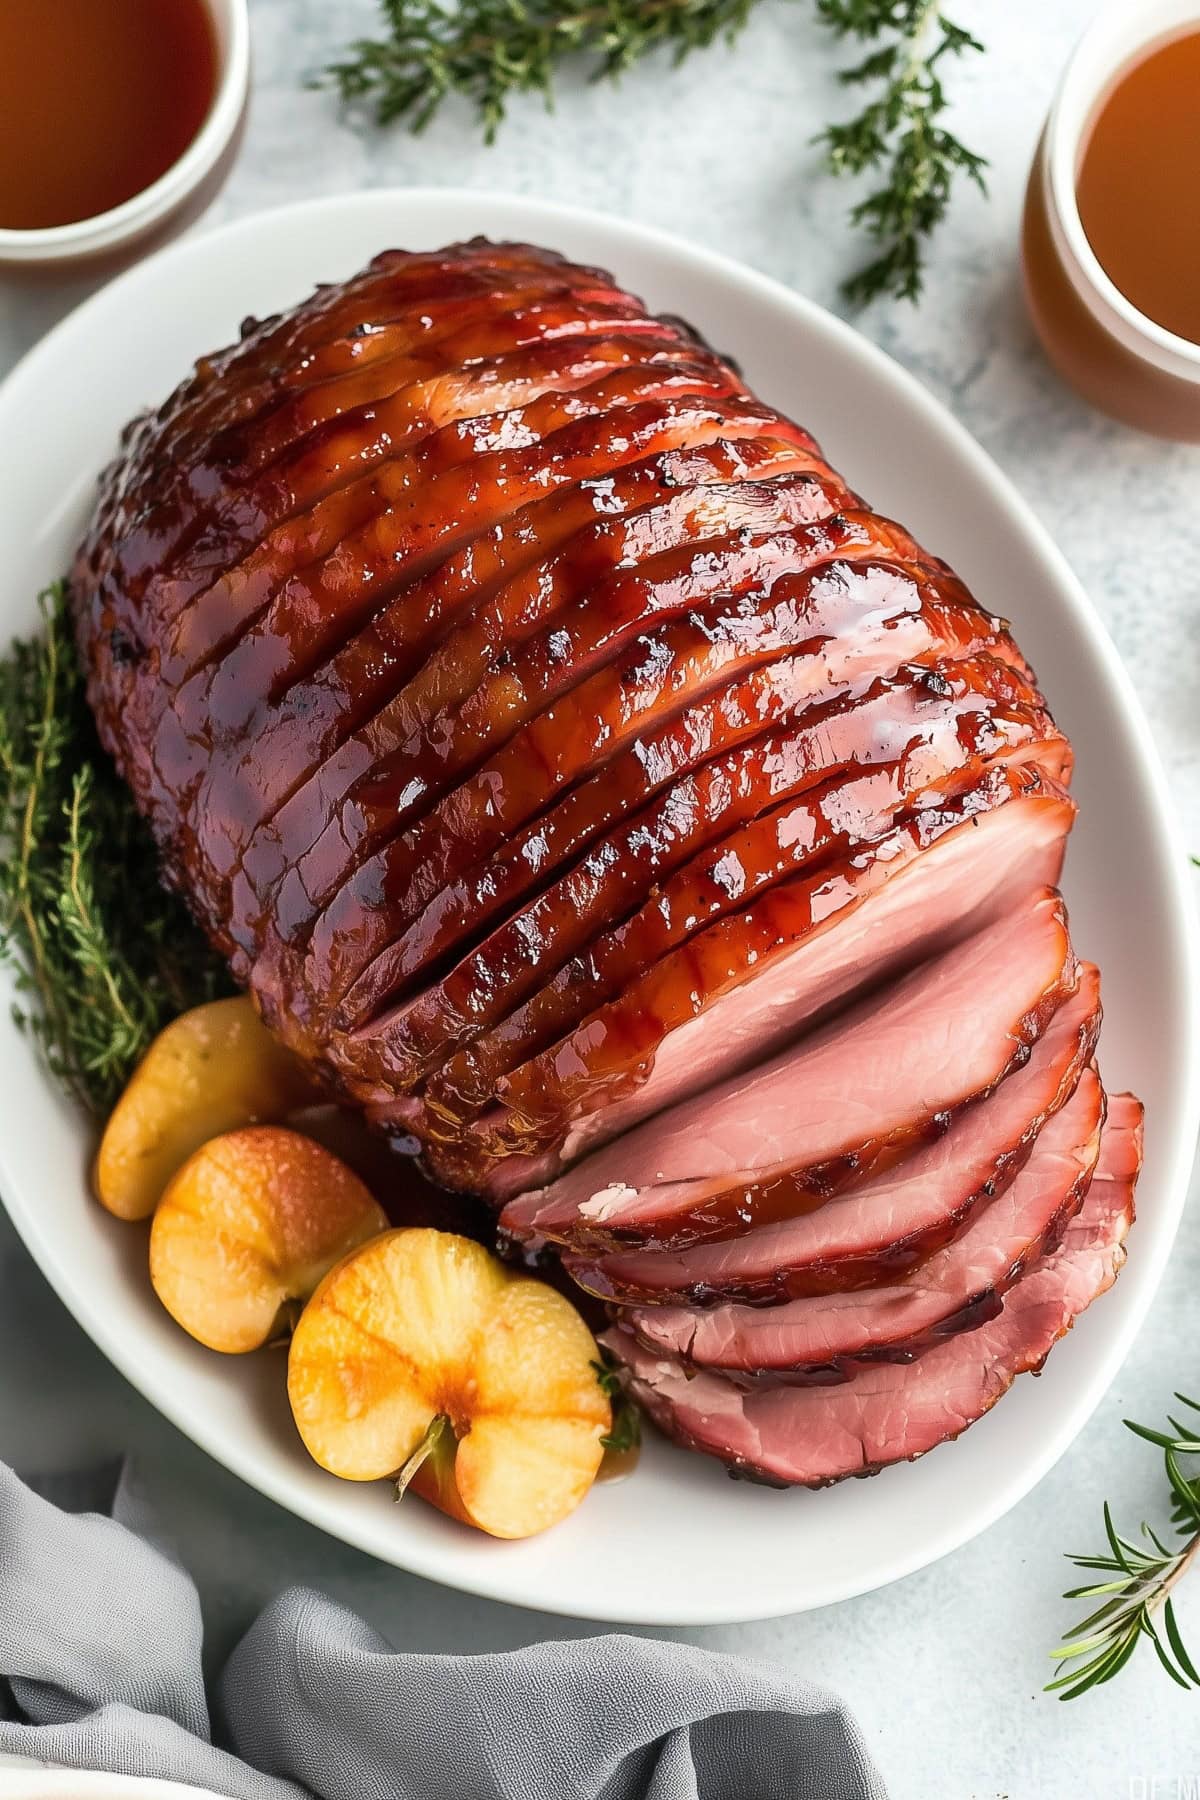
[506,884,1077,1246]
[600,1094,1142,1487]
[477,766,1075,1203]
[623,1063,1104,1375]
[564,964,1102,1304]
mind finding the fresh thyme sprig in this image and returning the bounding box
[317,0,987,303]
[592,1354,642,1454]
[814,1,987,303]
[1048,1394,1200,1700]
[318,0,758,142]
[0,584,232,1116]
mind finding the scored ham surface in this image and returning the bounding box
[337,653,1061,1072]
[437,765,1076,1198]
[71,239,1139,1488]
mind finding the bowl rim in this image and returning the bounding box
[0,187,1196,1625]
[0,0,250,262]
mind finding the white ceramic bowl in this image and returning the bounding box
[0,0,249,267]
[0,190,1195,1625]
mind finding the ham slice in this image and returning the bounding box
[565,964,1102,1303]
[441,763,1075,1197]
[503,886,1076,1245]
[625,1065,1104,1374]
[602,1095,1142,1485]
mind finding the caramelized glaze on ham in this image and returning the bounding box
[71,239,1137,1488]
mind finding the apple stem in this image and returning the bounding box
[394,1413,453,1501]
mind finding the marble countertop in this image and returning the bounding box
[2,1,1198,1793]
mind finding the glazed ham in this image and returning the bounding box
[624,1066,1104,1375]
[500,888,1077,1248]
[566,966,1102,1304]
[603,1096,1142,1485]
[440,765,1076,1199]
[71,239,1139,1488]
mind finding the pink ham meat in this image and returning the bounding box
[565,965,1102,1304]
[602,1095,1142,1485]
[625,1066,1104,1374]
[502,887,1077,1246]
[447,762,1076,1198]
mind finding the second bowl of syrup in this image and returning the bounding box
[1023,0,1200,440]
[0,0,249,268]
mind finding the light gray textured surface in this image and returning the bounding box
[1,1,1198,1794]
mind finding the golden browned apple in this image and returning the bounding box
[287,1229,612,1539]
[96,996,320,1220]
[149,1126,387,1352]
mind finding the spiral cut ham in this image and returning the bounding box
[72,238,1140,1488]
[602,1096,1141,1485]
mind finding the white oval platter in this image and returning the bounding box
[0,189,1195,1624]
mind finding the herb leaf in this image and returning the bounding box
[814,0,987,303]
[316,0,759,144]
[317,0,986,300]
[593,1353,643,1453]
[0,584,233,1116]
[1049,1394,1200,1698]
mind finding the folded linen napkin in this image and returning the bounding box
[0,1462,887,1799]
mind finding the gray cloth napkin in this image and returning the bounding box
[0,1461,888,1799]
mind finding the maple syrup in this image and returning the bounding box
[0,0,217,231]
[1076,30,1200,346]
[1022,9,1200,442]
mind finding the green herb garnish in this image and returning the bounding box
[814,1,988,304]
[593,1354,642,1453]
[0,583,232,1116]
[317,0,758,141]
[316,0,987,304]
[1048,1393,1200,1699]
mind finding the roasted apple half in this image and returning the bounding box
[287,1229,612,1539]
[149,1125,387,1352]
[96,996,320,1221]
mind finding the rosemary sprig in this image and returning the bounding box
[814,1,987,303]
[1048,1394,1200,1700]
[317,0,986,303]
[0,584,232,1116]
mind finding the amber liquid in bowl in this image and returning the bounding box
[0,0,217,231]
[1076,29,1200,346]
[1023,25,1200,439]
